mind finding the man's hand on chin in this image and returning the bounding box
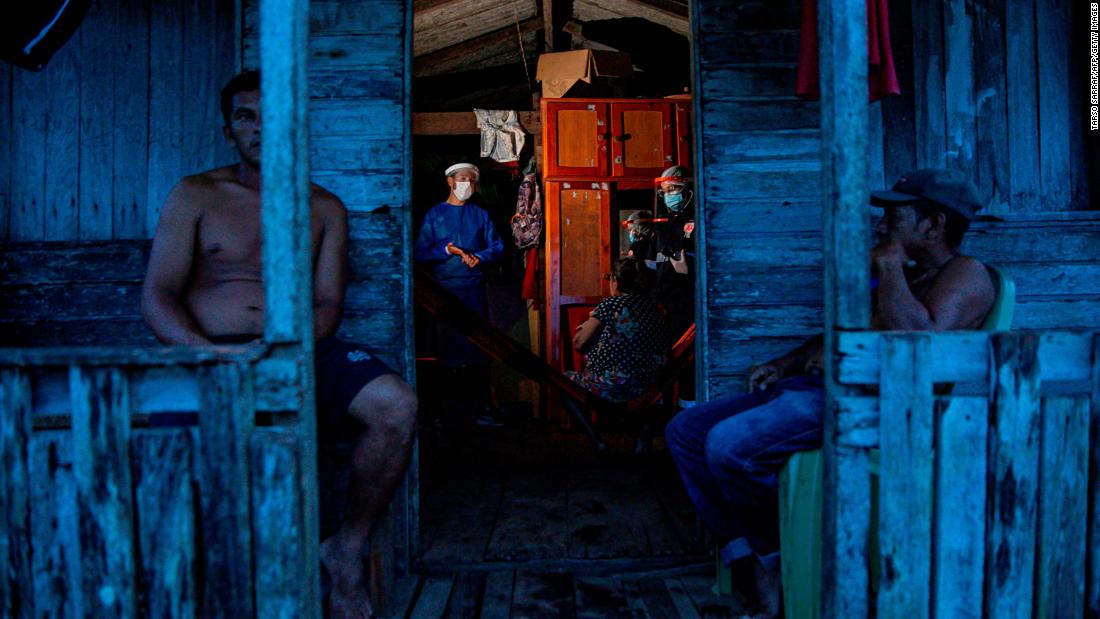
[871,239,907,271]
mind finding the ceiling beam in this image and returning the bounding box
[413,16,543,77]
[541,0,574,51]
[412,111,540,135]
[412,0,466,14]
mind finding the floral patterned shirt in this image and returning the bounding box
[568,293,670,402]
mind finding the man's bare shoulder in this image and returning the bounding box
[942,255,992,285]
[310,182,347,218]
[167,166,239,206]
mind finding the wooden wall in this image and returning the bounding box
[0,0,239,242]
[693,0,1099,399]
[879,0,1091,213]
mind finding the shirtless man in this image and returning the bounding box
[665,168,996,618]
[141,70,415,619]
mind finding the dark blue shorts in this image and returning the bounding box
[206,335,395,434]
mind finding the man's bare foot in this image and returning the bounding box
[320,536,374,619]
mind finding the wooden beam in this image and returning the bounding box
[541,0,573,51]
[413,112,540,136]
[413,0,465,14]
[259,0,321,617]
[413,17,542,77]
[817,0,870,617]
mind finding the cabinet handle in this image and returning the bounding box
[613,133,632,142]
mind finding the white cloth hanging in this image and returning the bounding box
[473,109,526,163]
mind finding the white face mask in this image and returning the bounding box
[453,180,473,202]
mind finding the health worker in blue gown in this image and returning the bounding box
[414,162,504,367]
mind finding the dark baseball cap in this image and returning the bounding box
[870,168,983,221]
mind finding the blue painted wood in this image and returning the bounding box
[1035,0,1075,211]
[1089,334,1100,618]
[10,66,47,241]
[972,0,1009,214]
[0,369,33,618]
[78,0,118,240]
[943,0,976,181]
[986,333,1041,619]
[1036,395,1089,618]
[877,335,933,619]
[133,429,198,618]
[910,0,946,169]
[198,363,255,617]
[251,429,306,618]
[112,0,150,239]
[28,431,80,617]
[70,366,137,616]
[0,63,10,240]
[43,36,80,241]
[1004,0,1040,213]
[933,396,987,619]
[147,0,186,237]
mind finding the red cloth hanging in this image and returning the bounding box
[795,0,901,102]
[521,247,540,301]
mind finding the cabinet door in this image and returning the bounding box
[545,182,611,370]
[610,102,675,178]
[544,101,609,177]
[674,101,692,169]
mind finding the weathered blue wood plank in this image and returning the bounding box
[943,0,976,180]
[10,66,47,241]
[1035,0,1074,211]
[78,0,118,240]
[972,0,1009,214]
[28,431,81,617]
[1089,333,1100,617]
[911,0,946,169]
[112,0,150,239]
[133,429,197,618]
[1004,0,1040,213]
[251,429,305,618]
[0,63,10,240]
[181,0,222,177]
[986,333,1041,619]
[43,36,80,241]
[819,0,871,614]
[877,335,933,619]
[146,0,185,235]
[70,366,136,616]
[1036,395,1089,618]
[933,396,987,619]
[0,369,33,618]
[198,362,255,617]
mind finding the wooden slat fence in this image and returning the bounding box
[0,346,314,618]
[829,330,1099,618]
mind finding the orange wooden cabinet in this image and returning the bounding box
[541,98,692,180]
[541,98,693,373]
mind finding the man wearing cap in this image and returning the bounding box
[665,168,995,617]
[414,163,504,422]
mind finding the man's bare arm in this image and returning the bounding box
[141,180,212,345]
[312,193,348,340]
[874,251,994,331]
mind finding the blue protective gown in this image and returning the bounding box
[414,201,504,365]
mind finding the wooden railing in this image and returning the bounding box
[827,330,1099,618]
[0,345,314,617]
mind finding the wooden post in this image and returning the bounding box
[70,366,137,617]
[817,0,870,616]
[0,368,33,618]
[259,0,321,614]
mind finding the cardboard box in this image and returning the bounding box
[535,50,633,99]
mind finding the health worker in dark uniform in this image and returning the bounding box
[647,165,696,403]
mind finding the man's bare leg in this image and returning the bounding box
[320,374,418,619]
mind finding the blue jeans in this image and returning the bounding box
[665,374,824,567]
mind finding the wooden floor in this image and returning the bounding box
[418,419,706,565]
[380,566,752,618]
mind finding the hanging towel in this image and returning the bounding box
[474,109,527,163]
[795,0,901,102]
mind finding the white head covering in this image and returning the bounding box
[445,162,480,179]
